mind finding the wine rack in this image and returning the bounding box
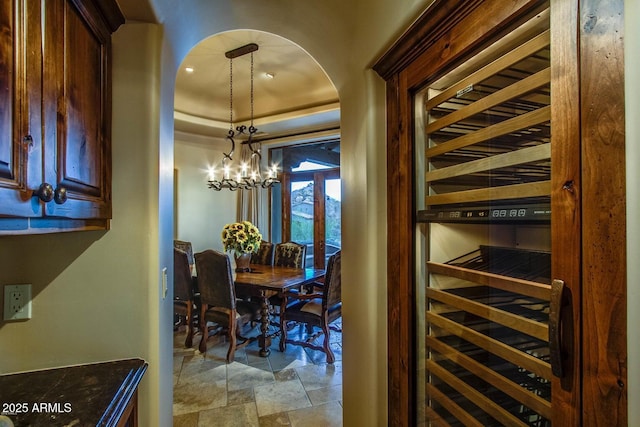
[419,5,553,426]
[425,246,551,426]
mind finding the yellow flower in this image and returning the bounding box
[221,220,262,255]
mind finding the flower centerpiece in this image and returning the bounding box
[221,220,262,272]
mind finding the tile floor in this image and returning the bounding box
[173,320,343,427]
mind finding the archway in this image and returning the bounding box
[171,29,343,424]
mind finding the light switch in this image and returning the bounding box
[162,267,168,299]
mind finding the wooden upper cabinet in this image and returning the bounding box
[0,0,123,233]
[0,0,43,218]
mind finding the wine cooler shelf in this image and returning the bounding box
[447,245,551,283]
[426,245,552,426]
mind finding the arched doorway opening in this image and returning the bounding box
[171,30,343,424]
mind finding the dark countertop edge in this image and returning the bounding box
[98,360,148,426]
[0,357,146,377]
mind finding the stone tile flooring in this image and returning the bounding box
[173,321,343,426]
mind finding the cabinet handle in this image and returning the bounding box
[54,185,68,204]
[549,279,566,377]
[23,135,34,153]
[33,183,54,203]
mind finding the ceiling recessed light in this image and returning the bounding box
[185,67,194,73]
[265,72,275,79]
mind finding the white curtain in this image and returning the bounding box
[237,189,269,239]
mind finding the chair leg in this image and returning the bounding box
[226,313,237,363]
[322,319,335,363]
[185,302,194,348]
[279,314,288,352]
[198,304,208,353]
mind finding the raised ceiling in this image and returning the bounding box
[174,30,340,140]
[115,1,340,141]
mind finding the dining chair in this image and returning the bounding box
[273,241,306,268]
[251,241,274,265]
[195,249,260,362]
[174,239,194,266]
[269,241,307,323]
[279,250,342,363]
[174,248,198,348]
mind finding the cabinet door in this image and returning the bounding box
[42,0,112,219]
[0,0,43,217]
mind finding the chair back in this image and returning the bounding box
[252,241,274,265]
[323,250,342,308]
[274,241,306,268]
[174,240,194,265]
[194,250,236,310]
[174,248,193,301]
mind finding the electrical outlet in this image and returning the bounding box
[4,284,32,320]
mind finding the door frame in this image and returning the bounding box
[281,167,340,269]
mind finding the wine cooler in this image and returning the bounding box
[415,6,553,426]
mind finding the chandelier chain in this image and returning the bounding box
[229,57,234,130]
[250,51,254,128]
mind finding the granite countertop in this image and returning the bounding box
[0,358,147,427]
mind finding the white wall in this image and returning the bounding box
[174,137,237,253]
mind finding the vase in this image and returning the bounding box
[234,252,252,272]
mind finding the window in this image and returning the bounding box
[271,141,341,269]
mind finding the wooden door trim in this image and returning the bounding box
[313,173,326,269]
[282,170,340,269]
[579,0,627,424]
[549,0,582,424]
[281,172,291,241]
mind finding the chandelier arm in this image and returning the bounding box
[246,127,260,154]
[224,131,236,160]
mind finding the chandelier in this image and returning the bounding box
[208,43,279,191]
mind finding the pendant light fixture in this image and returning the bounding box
[207,43,279,191]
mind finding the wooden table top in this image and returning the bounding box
[234,264,325,292]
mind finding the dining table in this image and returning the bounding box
[235,264,326,356]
